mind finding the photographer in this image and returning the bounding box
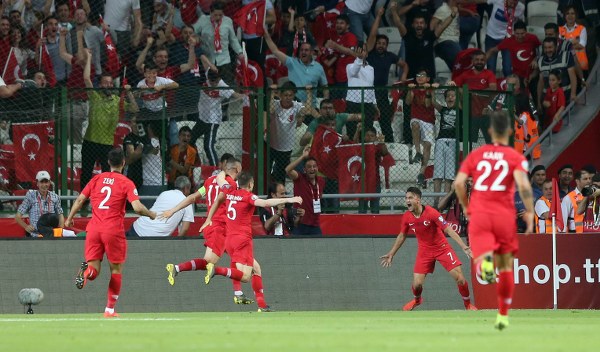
[259,182,304,236]
[561,170,592,233]
[575,173,600,226]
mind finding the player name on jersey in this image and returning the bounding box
[483,151,504,160]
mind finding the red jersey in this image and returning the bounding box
[454,69,496,116]
[82,172,139,233]
[400,206,450,251]
[223,187,258,238]
[497,34,541,79]
[204,175,237,224]
[544,87,565,132]
[458,143,528,216]
[293,173,326,227]
[333,31,358,83]
[409,89,435,124]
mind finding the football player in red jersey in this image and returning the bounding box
[200,170,302,312]
[65,148,156,318]
[380,187,476,311]
[454,110,534,330]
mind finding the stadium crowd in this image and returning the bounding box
[0,0,599,236]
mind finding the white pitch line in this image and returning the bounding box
[0,318,184,322]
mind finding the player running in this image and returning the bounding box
[380,187,476,311]
[454,110,534,330]
[65,148,156,318]
[201,170,302,312]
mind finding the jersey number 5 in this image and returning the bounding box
[98,186,112,209]
[227,200,237,220]
[473,160,508,191]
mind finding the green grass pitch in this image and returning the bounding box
[1,310,599,351]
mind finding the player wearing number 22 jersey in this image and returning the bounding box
[65,148,155,318]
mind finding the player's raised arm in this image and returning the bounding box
[159,190,204,220]
[255,196,303,208]
[380,232,407,267]
[514,169,535,234]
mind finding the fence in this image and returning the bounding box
[0,83,515,213]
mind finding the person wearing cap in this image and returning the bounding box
[15,171,64,237]
[530,165,546,200]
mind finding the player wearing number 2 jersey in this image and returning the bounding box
[65,148,156,318]
[201,170,302,312]
[454,111,534,330]
[380,187,476,311]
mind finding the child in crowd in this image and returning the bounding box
[542,69,565,133]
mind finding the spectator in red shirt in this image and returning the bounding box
[542,69,566,133]
[448,50,497,145]
[325,14,357,99]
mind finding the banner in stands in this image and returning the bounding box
[472,235,600,309]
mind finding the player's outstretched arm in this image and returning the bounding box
[255,196,303,208]
[131,200,156,220]
[380,233,407,267]
[444,227,472,258]
[514,169,535,234]
[159,192,202,220]
[453,172,470,218]
[65,193,88,227]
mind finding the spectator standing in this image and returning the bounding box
[55,2,74,31]
[281,8,316,56]
[241,0,276,67]
[458,0,480,49]
[103,0,143,68]
[560,5,589,72]
[398,0,436,28]
[536,37,577,110]
[260,182,304,236]
[561,170,592,233]
[432,89,460,196]
[127,176,194,237]
[299,99,361,147]
[353,125,388,214]
[327,14,358,98]
[343,0,374,44]
[69,8,104,78]
[534,179,554,234]
[41,16,69,85]
[285,147,326,235]
[557,164,574,199]
[15,170,64,238]
[430,0,461,72]
[168,126,196,189]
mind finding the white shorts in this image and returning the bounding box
[433,138,457,180]
[410,119,435,145]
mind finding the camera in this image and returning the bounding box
[581,185,598,197]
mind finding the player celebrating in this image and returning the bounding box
[454,111,534,330]
[162,157,254,304]
[65,148,156,318]
[201,170,302,312]
[380,187,476,311]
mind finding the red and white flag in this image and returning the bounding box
[451,48,478,80]
[12,121,55,183]
[337,144,377,195]
[180,0,200,26]
[313,1,344,46]
[551,177,565,232]
[99,15,121,78]
[233,0,266,36]
[39,43,56,87]
[309,125,342,180]
[1,47,23,84]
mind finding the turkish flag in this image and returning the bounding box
[265,52,287,83]
[0,145,15,189]
[337,144,377,195]
[551,178,565,232]
[69,0,83,18]
[12,121,55,183]
[181,0,200,26]
[98,16,120,78]
[310,125,342,180]
[313,2,344,46]
[113,121,132,148]
[40,43,56,87]
[233,0,266,36]
[451,48,478,80]
[235,58,264,88]
[1,48,23,84]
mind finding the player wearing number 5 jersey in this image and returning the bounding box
[161,158,255,305]
[380,187,476,312]
[65,148,156,318]
[201,170,302,312]
[454,111,534,330]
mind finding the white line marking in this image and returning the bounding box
[0,318,184,322]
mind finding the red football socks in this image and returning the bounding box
[497,271,514,316]
[232,279,242,292]
[458,282,471,306]
[106,273,122,309]
[178,258,207,272]
[252,274,267,309]
[85,266,98,281]
[215,266,244,281]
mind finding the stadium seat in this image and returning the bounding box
[386,143,412,162]
[435,57,451,82]
[527,25,545,42]
[387,161,421,183]
[217,121,243,139]
[527,1,558,27]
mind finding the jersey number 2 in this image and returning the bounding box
[474,160,508,191]
[98,186,111,209]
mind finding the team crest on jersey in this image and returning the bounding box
[133,188,138,196]
[522,160,529,170]
[251,195,259,201]
[438,215,447,225]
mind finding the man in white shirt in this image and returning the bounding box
[345,44,377,139]
[127,176,194,237]
[104,0,143,67]
[344,0,375,44]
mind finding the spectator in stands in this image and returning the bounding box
[269,81,311,183]
[298,99,361,147]
[168,126,196,189]
[285,146,325,235]
[126,176,194,237]
[9,26,34,78]
[323,14,358,99]
[432,89,460,196]
[398,0,436,27]
[536,38,577,110]
[41,16,68,85]
[575,173,600,218]
[192,69,242,166]
[0,75,24,98]
[448,50,497,144]
[343,44,377,138]
[103,0,143,69]
[558,164,574,199]
[281,7,316,56]
[81,48,139,191]
[241,0,276,67]
[542,69,566,133]
[0,16,10,62]
[353,124,388,214]
[260,182,303,236]
[151,0,174,34]
[513,93,540,160]
[69,7,104,79]
[123,115,145,190]
[544,22,586,84]
[530,165,547,200]
[485,20,541,83]
[534,179,554,234]
[55,2,73,31]
[15,170,64,238]
[430,0,461,72]
[390,2,451,78]
[407,68,438,189]
[561,169,592,233]
[194,1,243,84]
[468,0,525,77]
[343,0,374,44]
[560,5,589,72]
[458,0,479,49]
[263,26,329,107]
